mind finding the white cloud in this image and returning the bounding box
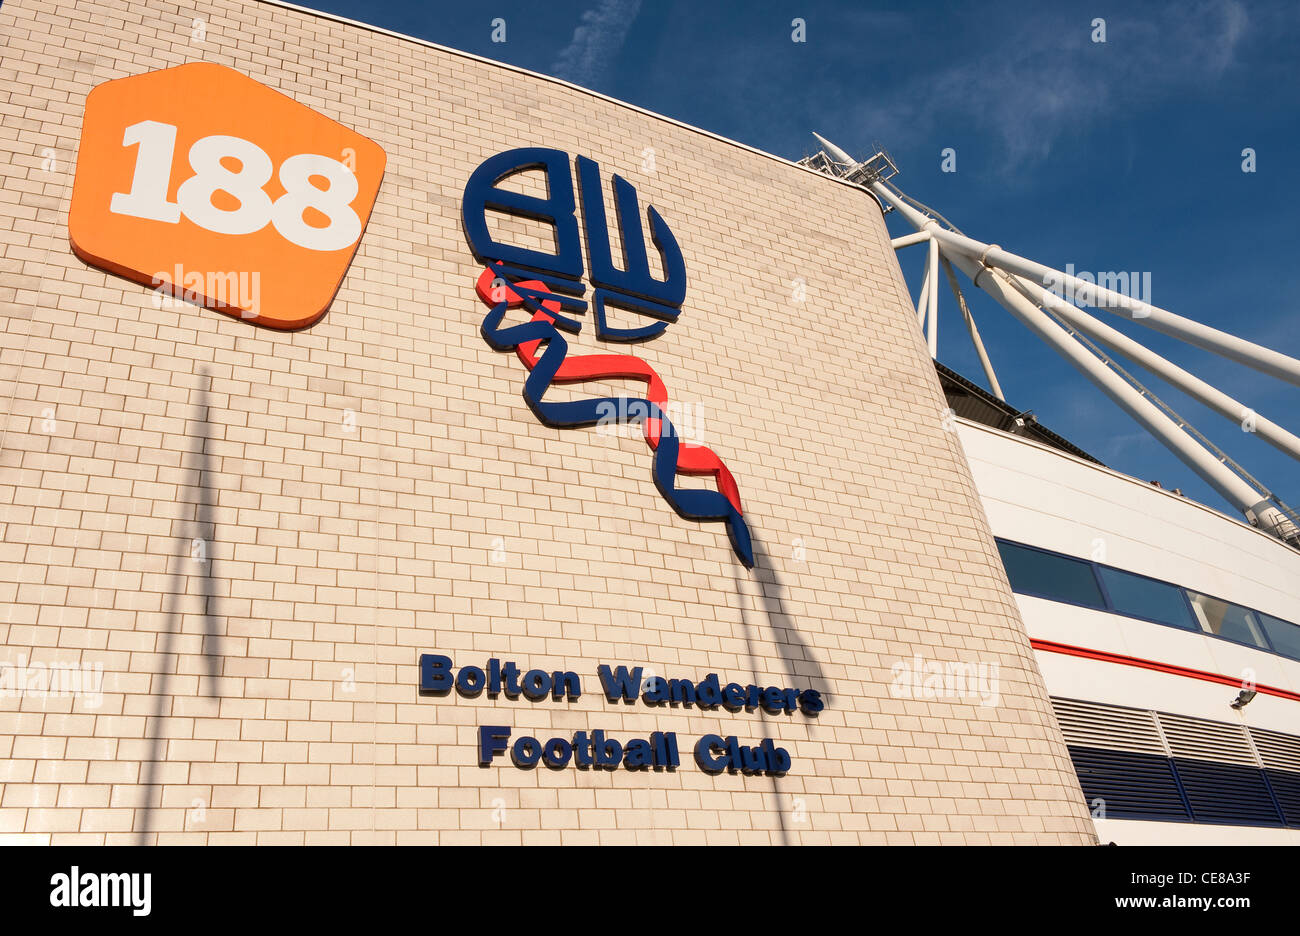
[551,0,644,89]
[847,0,1254,168]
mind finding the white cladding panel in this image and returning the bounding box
[957,419,1300,740]
[957,419,1300,624]
[1095,819,1300,846]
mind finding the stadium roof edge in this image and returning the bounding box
[257,0,878,199]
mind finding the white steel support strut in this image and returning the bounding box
[873,181,1272,519]
[885,213,1300,387]
[891,231,930,249]
[943,257,1005,401]
[915,257,931,327]
[926,235,939,358]
[1007,273,1300,465]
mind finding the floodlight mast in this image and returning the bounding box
[799,134,1299,545]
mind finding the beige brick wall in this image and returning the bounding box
[0,0,1096,843]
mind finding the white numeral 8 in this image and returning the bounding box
[272,153,361,251]
[177,134,273,235]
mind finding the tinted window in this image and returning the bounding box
[1187,591,1268,648]
[1098,567,1197,630]
[1258,613,1300,660]
[996,541,1105,608]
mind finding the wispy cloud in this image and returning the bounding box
[551,0,643,89]
[847,0,1253,168]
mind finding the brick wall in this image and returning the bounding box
[0,0,1097,843]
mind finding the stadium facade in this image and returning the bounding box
[3,0,1295,846]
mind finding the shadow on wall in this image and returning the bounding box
[740,532,832,706]
[731,530,833,846]
[138,367,224,842]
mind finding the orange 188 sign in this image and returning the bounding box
[69,62,386,330]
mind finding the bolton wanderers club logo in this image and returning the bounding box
[462,147,752,566]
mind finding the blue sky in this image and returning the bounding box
[297,0,1300,521]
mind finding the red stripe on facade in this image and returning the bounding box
[1029,638,1300,703]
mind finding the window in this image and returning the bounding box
[1097,567,1198,630]
[1186,591,1268,648]
[1258,613,1300,661]
[993,538,1300,663]
[996,540,1106,609]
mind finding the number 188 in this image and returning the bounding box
[110,119,362,252]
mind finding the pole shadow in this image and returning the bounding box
[730,529,832,846]
[138,367,223,842]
